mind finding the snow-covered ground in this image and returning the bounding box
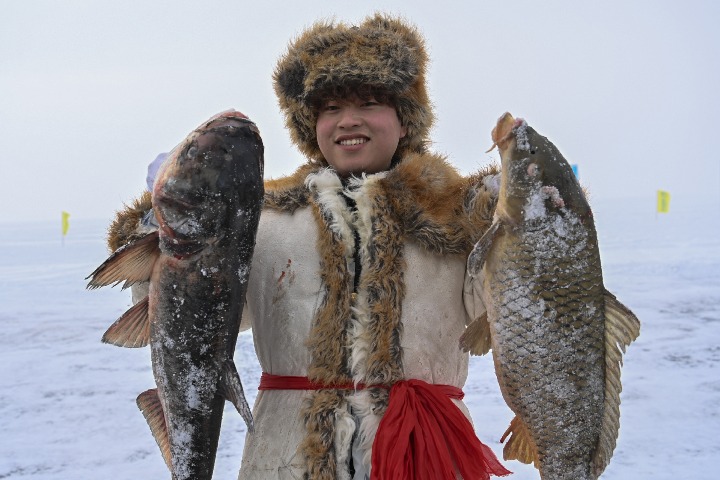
[1,194,718,479]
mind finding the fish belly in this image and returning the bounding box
[150,254,237,480]
[486,217,605,480]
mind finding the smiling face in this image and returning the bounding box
[315,95,407,177]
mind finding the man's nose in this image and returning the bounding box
[337,107,362,128]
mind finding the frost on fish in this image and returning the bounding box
[514,120,531,151]
[237,264,251,283]
[169,422,196,480]
[87,111,264,480]
[466,112,640,479]
[486,205,606,479]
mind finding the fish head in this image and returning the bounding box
[492,112,590,225]
[153,111,264,256]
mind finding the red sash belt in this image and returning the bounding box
[258,372,370,391]
[258,373,511,479]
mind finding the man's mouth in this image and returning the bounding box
[337,137,369,146]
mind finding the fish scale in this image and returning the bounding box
[488,219,606,480]
[464,113,639,479]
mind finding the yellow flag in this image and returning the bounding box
[657,190,670,213]
[62,211,70,236]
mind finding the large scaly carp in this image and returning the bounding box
[87,110,264,479]
[462,113,640,479]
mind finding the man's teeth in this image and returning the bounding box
[339,138,368,146]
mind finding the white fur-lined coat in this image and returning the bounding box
[238,154,498,479]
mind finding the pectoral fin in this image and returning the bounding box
[592,290,641,477]
[500,415,539,468]
[137,388,172,472]
[101,296,150,347]
[86,231,160,289]
[459,312,492,356]
[220,359,254,433]
[467,220,503,275]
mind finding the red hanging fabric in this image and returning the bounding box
[371,379,511,480]
[257,373,511,479]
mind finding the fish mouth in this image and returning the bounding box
[203,116,263,156]
[153,195,210,258]
[157,218,207,258]
[203,112,259,136]
[486,112,525,153]
[202,110,252,127]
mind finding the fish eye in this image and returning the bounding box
[530,149,536,155]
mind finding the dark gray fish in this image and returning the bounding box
[87,110,264,480]
[463,113,640,480]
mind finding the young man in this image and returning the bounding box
[110,14,508,480]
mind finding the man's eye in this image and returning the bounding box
[363,101,379,107]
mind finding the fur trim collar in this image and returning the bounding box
[106,191,152,252]
[264,153,498,253]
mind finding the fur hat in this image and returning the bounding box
[273,13,434,163]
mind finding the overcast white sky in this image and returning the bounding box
[2,0,718,223]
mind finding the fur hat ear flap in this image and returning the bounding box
[275,58,307,101]
[273,13,434,163]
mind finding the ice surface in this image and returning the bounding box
[1,195,719,479]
